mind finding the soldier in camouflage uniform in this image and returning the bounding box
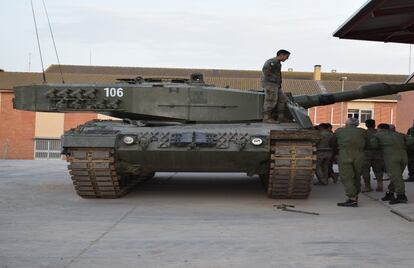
[261,49,290,123]
[361,119,384,192]
[331,118,367,207]
[315,123,334,185]
[371,123,413,204]
[405,120,414,182]
[326,123,338,183]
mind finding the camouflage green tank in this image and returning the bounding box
[13,73,414,199]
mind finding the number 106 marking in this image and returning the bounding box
[104,87,124,97]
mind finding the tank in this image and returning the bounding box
[12,73,414,199]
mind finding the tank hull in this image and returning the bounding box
[63,122,282,174]
[63,121,318,199]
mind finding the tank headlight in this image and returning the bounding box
[251,137,263,146]
[123,136,135,145]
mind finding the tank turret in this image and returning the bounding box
[12,76,414,125]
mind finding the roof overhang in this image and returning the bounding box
[333,0,414,44]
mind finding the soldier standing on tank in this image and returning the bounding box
[315,123,334,185]
[371,123,413,204]
[361,119,384,192]
[331,118,367,207]
[405,120,414,182]
[261,49,290,123]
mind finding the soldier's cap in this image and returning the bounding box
[345,117,359,127]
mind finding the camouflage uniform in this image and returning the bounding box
[261,57,288,117]
[315,130,334,185]
[370,130,413,195]
[361,128,384,191]
[406,127,414,181]
[331,125,367,198]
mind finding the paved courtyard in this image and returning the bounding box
[1,160,413,268]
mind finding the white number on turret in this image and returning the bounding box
[104,88,124,97]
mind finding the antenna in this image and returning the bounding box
[41,0,65,83]
[409,44,412,75]
[28,53,32,72]
[30,0,46,83]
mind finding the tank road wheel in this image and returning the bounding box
[67,148,140,198]
[266,131,317,199]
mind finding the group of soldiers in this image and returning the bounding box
[315,118,414,207]
[261,49,414,207]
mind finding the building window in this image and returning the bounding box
[347,109,373,122]
[360,110,373,122]
[347,109,360,119]
[34,138,62,160]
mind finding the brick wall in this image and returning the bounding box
[396,91,414,133]
[0,91,36,159]
[309,101,397,131]
[308,103,347,130]
[374,102,396,126]
[0,90,98,159]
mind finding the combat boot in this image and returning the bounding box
[404,177,414,182]
[376,181,383,192]
[389,194,408,205]
[381,191,394,201]
[337,199,358,207]
[332,173,339,183]
[314,180,328,186]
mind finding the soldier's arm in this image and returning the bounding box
[262,60,273,75]
[329,133,338,150]
[363,130,369,150]
[405,134,414,149]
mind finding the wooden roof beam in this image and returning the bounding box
[373,6,414,17]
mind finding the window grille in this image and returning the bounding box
[34,139,62,159]
[347,109,373,123]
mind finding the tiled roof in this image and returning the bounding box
[0,72,124,89]
[46,64,408,83]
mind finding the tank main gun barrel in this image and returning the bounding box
[293,83,414,109]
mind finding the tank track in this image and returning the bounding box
[264,131,317,199]
[66,148,141,198]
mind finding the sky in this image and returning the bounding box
[1,0,413,75]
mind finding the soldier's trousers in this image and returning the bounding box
[407,153,414,179]
[361,153,384,184]
[384,155,407,194]
[338,150,365,198]
[316,151,333,184]
[262,82,287,115]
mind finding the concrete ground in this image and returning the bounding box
[1,160,414,268]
